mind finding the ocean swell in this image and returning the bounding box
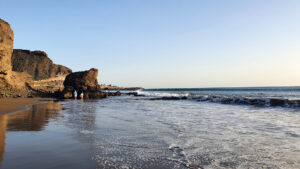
[136,90,300,108]
[194,95,300,108]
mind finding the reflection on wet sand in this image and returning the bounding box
[0,116,7,162]
[62,100,97,138]
[0,101,62,162]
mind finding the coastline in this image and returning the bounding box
[100,85,143,90]
[0,98,54,115]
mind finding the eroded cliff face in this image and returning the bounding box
[0,19,73,98]
[0,19,107,98]
[0,19,14,89]
[12,49,72,80]
[0,19,13,75]
[0,19,33,96]
[32,74,67,93]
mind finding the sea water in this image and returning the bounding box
[0,87,300,169]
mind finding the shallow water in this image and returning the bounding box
[0,96,300,169]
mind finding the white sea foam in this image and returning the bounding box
[136,90,300,108]
[168,143,178,150]
[79,130,94,134]
[137,90,190,97]
[61,92,300,168]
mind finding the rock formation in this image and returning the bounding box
[61,68,106,99]
[0,19,34,97]
[0,19,138,99]
[100,84,143,90]
[0,19,13,74]
[32,75,67,94]
[12,49,72,80]
[0,19,73,98]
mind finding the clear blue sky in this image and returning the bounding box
[1,0,300,88]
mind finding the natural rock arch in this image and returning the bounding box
[61,68,100,99]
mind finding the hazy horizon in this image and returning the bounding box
[1,0,300,88]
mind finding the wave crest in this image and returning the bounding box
[137,91,300,108]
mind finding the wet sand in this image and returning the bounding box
[0,98,53,114]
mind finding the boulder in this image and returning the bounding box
[12,49,72,80]
[61,68,104,99]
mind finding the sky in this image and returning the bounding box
[1,0,300,88]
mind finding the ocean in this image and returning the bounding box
[139,87,300,107]
[0,87,300,169]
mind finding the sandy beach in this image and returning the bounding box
[1,1,300,168]
[0,98,53,114]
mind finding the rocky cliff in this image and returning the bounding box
[32,74,67,93]
[0,19,33,98]
[1,18,140,99]
[0,19,13,75]
[12,49,72,80]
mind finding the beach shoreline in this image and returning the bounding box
[0,98,54,115]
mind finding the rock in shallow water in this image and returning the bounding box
[148,96,187,100]
[61,68,107,99]
[269,98,286,107]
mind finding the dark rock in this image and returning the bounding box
[61,68,106,99]
[126,92,138,96]
[248,98,266,106]
[286,100,300,107]
[84,91,108,99]
[124,92,146,97]
[220,98,233,104]
[106,91,122,96]
[235,98,250,105]
[181,96,188,100]
[270,99,286,107]
[135,94,145,97]
[165,96,179,100]
[63,68,98,91]
[149,96,181,100]
[148,96,188,100]
[126,92,144,97]
[12,49,72,80]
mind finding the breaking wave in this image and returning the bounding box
[137,90,191,97]
[136,90,300,108]
[193,95,300,108]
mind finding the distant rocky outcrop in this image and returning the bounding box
[100,84,143,90]
[12,49,72,80]
[61,68,107,99]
